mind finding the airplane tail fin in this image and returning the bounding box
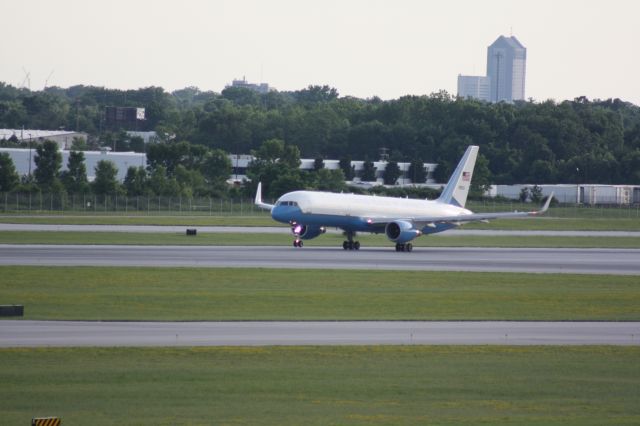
[436,145,479,208]
[254,182,275,210]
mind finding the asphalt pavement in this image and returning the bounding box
[2,320,638,347]
[1,223,639,237]
[1,244,638,274]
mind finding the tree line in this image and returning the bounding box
[0,140,232,198]
[1,81,640,190]
[0,137,436,200]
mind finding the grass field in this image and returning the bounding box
[0,230,639,248]
[2,266,639,320]
[0,213,639,230]
[1,346,639,425]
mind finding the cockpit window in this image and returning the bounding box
[277,201,298,207]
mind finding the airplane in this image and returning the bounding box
[254,145,553,251]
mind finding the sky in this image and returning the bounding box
[2,0,639,105]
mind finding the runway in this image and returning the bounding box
[1,223,639,237]
[2,320,638,347]
[1,244,638,274]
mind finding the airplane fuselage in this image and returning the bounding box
[255,145,551,250]
[271,191,472,234]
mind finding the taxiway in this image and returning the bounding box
[0,244,638,274]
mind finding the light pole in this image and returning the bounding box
[576,167,580,204]
[27,133,33,178]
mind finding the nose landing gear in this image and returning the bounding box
[293,239,303,248]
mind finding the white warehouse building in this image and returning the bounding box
[487,184,640,205]
[1,148,146,182]
[3,149,437,186]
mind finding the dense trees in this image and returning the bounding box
[61,151,89,193]
[383,161,401,185]
[0,152,19,192]
[33,141,62,192]
[92,160,119,195]
[1,81,640,195]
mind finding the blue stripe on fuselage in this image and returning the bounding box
[272,205,459,235]
[272,205,374,232]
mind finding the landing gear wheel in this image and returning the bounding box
[406,243,413,252]
[293,240,303,248]
[342,240,360,250]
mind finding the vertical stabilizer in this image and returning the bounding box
[436,145,479,208]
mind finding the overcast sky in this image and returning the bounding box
[2,0,639,105]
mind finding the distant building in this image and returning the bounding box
[457,35,527,103]
[486,35,527,102]
[126,131,158,144]
[457,75,491,101]
[0,148,145,182]
[0,129,87,150]
[487,184,640,205]
[2,148,437,186]
[229,154,437,186]
[228,77,271,94]
[105,106,146,130]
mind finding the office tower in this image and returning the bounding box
[457,75,491,101]
[486,35,526,102]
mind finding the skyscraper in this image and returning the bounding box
[486,35,527,102]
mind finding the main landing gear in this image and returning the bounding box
[395,243,413,252]
[342,231,360,250]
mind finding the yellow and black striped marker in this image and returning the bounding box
[32,417,61,426]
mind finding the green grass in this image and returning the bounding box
[2,267,639,320]
[1,346,639,425]
[0,230,639,248]
[0,214,277,226]
[464,217,640,231]
[0,213,639,230]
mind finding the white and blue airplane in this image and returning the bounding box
[255,145,552,251]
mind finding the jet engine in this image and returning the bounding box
[291,224,327,240]
[385,220,422,244]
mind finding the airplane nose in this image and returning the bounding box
[271,206,286,222]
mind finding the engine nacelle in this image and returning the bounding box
[385,220,422,244]
[291,224,326,240]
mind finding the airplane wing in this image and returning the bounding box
[367,193,554,228]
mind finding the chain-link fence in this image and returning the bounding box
[0,193,274,216]
[466,199,640,218]
[1,192,639,218]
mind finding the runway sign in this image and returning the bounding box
[32,417,61,426]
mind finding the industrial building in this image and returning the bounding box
[0,129,88,150]
[230,154,438,186]
[3,148,435,186]
[487,184,640,205]
[0,148,146,182]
